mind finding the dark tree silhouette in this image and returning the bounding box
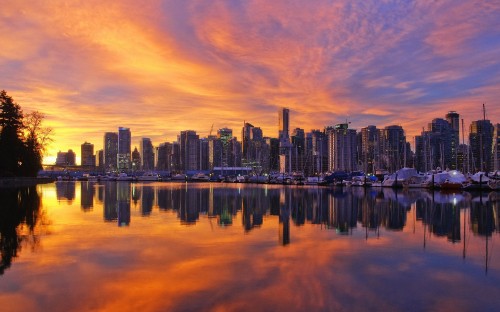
[0,90,52,177]
[0,90,25,176]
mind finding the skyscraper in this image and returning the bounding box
[446,111,460,169]
[380,125,406,172]
[359,125,378,174]
[140,138,154,171]
[278,108,292,173]
[179,130,199,171]
[279,108,291,147]
[81,142,95,168]
[117,127,131,171]
[103,132,118,172]
[327,123,357,172]
[493,123,500,171]
[469,120,493,172]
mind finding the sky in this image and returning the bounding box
[1,0,500,164]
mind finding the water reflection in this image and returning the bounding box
[63,182,499,244]
[0,186,43,275]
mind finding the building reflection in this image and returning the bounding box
[103,182,117,222]
[80,183,500,247]
[117,182,131,227]
[55,181,76,203]
[80,182,94,211]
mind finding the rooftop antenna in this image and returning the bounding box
[483,103,486,121]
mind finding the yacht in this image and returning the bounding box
[137,172,160,181]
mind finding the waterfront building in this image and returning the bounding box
[103,132,118,172]
[208,135,222,170]
[117,127,131,171]
[359,125,378,174]
[171,142,181,173]
[155,142,173,171]
[81,142,95,168]
[327,123,357,172]
[96,149,104,172]
[428,118,453,170]
[307,129,328,174]
[199,138,210,170]
[446,111,460,169]
[55,149,76,166]
[131,147,141,171]
[178,130,199,171]
[241,122,266,171]
[278,108,292,173]
[379,125,406,173]
[140,138,154,171]
[291,128,305,173]
[266,137,280,173]
[218,128,233,168]
[494,123,500,171]
[469,119,494,172]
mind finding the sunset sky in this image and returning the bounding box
[1,0,499,164]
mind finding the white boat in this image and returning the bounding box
[304,176,323,185]
[191,173,210,182]
[116,173,134,181]
[439,170,467,190]
[382,168,418,188]
[171,174,187,181]
[137,172,159,181]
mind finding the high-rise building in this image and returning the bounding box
[327,123,357,172]
[428,118,453,170]
[493,123,500,172]
[179,130,199,171]
[278,108,292,173]
[379,125,406,173]
[279,108,290,146]
[208,135,222,170]
[96,149,104,172]
[359,126,378,174]
[103,132,118,172]
[199,138,209,170]
[218,128,233,167]
[155,142,173,171]
[140,138,154,171]
[266,137,280,172]
[117,127,131,171]
[469,119,494,172]
[308,129,328,174]
[291,128,305,172]
[446,111,460,169]
[131,147,141,171]
[81,142,95,168]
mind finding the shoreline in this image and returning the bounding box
[0,177,55,187]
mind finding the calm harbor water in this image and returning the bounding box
[0,182,499,311]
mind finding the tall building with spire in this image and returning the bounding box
[278,108,292,173]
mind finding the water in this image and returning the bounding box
[1,182,499,312]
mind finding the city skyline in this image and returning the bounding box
[1,1,500,164]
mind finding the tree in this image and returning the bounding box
[21,111,53,176]
[0,90,52,177]
[0,90,24,177]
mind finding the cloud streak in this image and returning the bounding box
[1,0,499,162]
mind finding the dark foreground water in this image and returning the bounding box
[0,182,499,312]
